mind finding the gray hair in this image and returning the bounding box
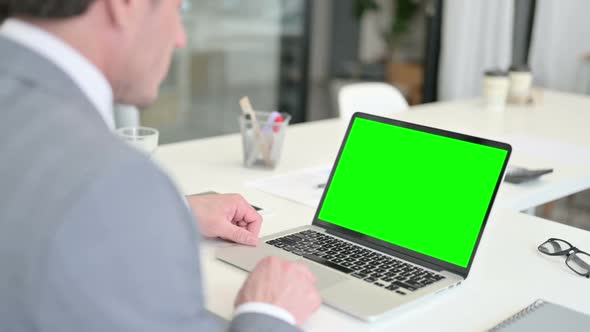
[0,0,95,21]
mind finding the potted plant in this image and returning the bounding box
[353,0,424,104]
[0,4,10,24]
[354,0,421,59]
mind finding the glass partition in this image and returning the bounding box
[143,0,310,144]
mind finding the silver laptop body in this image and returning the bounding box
[217,113,511,321]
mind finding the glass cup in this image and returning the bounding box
[116,127,159,155]
[239,111,291,169]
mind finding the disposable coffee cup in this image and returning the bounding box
[483,69,509,111]
[508,64,533,104]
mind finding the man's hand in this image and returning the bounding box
[186,193,262,246]
[235,256,322,326]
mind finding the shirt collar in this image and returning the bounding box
[0,18,115,130]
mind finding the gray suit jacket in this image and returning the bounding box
[0,36,300,332]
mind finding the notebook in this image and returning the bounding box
[488,299,590,332]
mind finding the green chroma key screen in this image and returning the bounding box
[318,117,508,268]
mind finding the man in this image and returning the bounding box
[0,1,321,331]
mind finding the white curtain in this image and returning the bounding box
[529,0,590,94]
[438,0,514,101]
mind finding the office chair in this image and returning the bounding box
[338,82,409,124]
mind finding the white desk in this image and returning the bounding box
[198,210,590,332]
[393,90,590,212]
[157,91,590,212]
[155,147,590,331]
[154,90,590,330]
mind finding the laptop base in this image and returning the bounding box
[216,225,463,321]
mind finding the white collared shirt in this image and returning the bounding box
[0,18,296,327]
[0,18,115,130]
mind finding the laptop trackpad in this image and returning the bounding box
[298,259,349,290]
[322,279,401,319]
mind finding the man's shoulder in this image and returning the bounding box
[0,63,166,236]
[0,35,82,98]
[0,58,101,125]
[0,35,103,131]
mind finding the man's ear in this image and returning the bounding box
[103,0,142,29]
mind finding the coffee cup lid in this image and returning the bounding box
[509,64,531,72]
[484,69,508,77]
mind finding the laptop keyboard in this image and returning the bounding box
[266,230,445,294]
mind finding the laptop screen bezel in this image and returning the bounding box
[311,112,512,278]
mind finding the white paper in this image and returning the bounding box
[247,166,332,208]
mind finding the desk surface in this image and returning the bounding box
[156,90,590,212]
[154,90,590,331]
[157,92,590,211]
[396,90,590,211]
[197,210,590,332]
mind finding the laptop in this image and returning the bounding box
[217,112,512,321]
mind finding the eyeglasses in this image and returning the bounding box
[538,238,590,278]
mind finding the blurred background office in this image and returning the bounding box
[1,1,586,229]
[132,0,590,230]
[141,0,589,140]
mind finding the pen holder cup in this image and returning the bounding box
[239,111,291,169]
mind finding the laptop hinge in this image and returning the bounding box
[324,228,451,273]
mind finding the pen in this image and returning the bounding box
[240,97,272,166]
[262,111,283,134]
